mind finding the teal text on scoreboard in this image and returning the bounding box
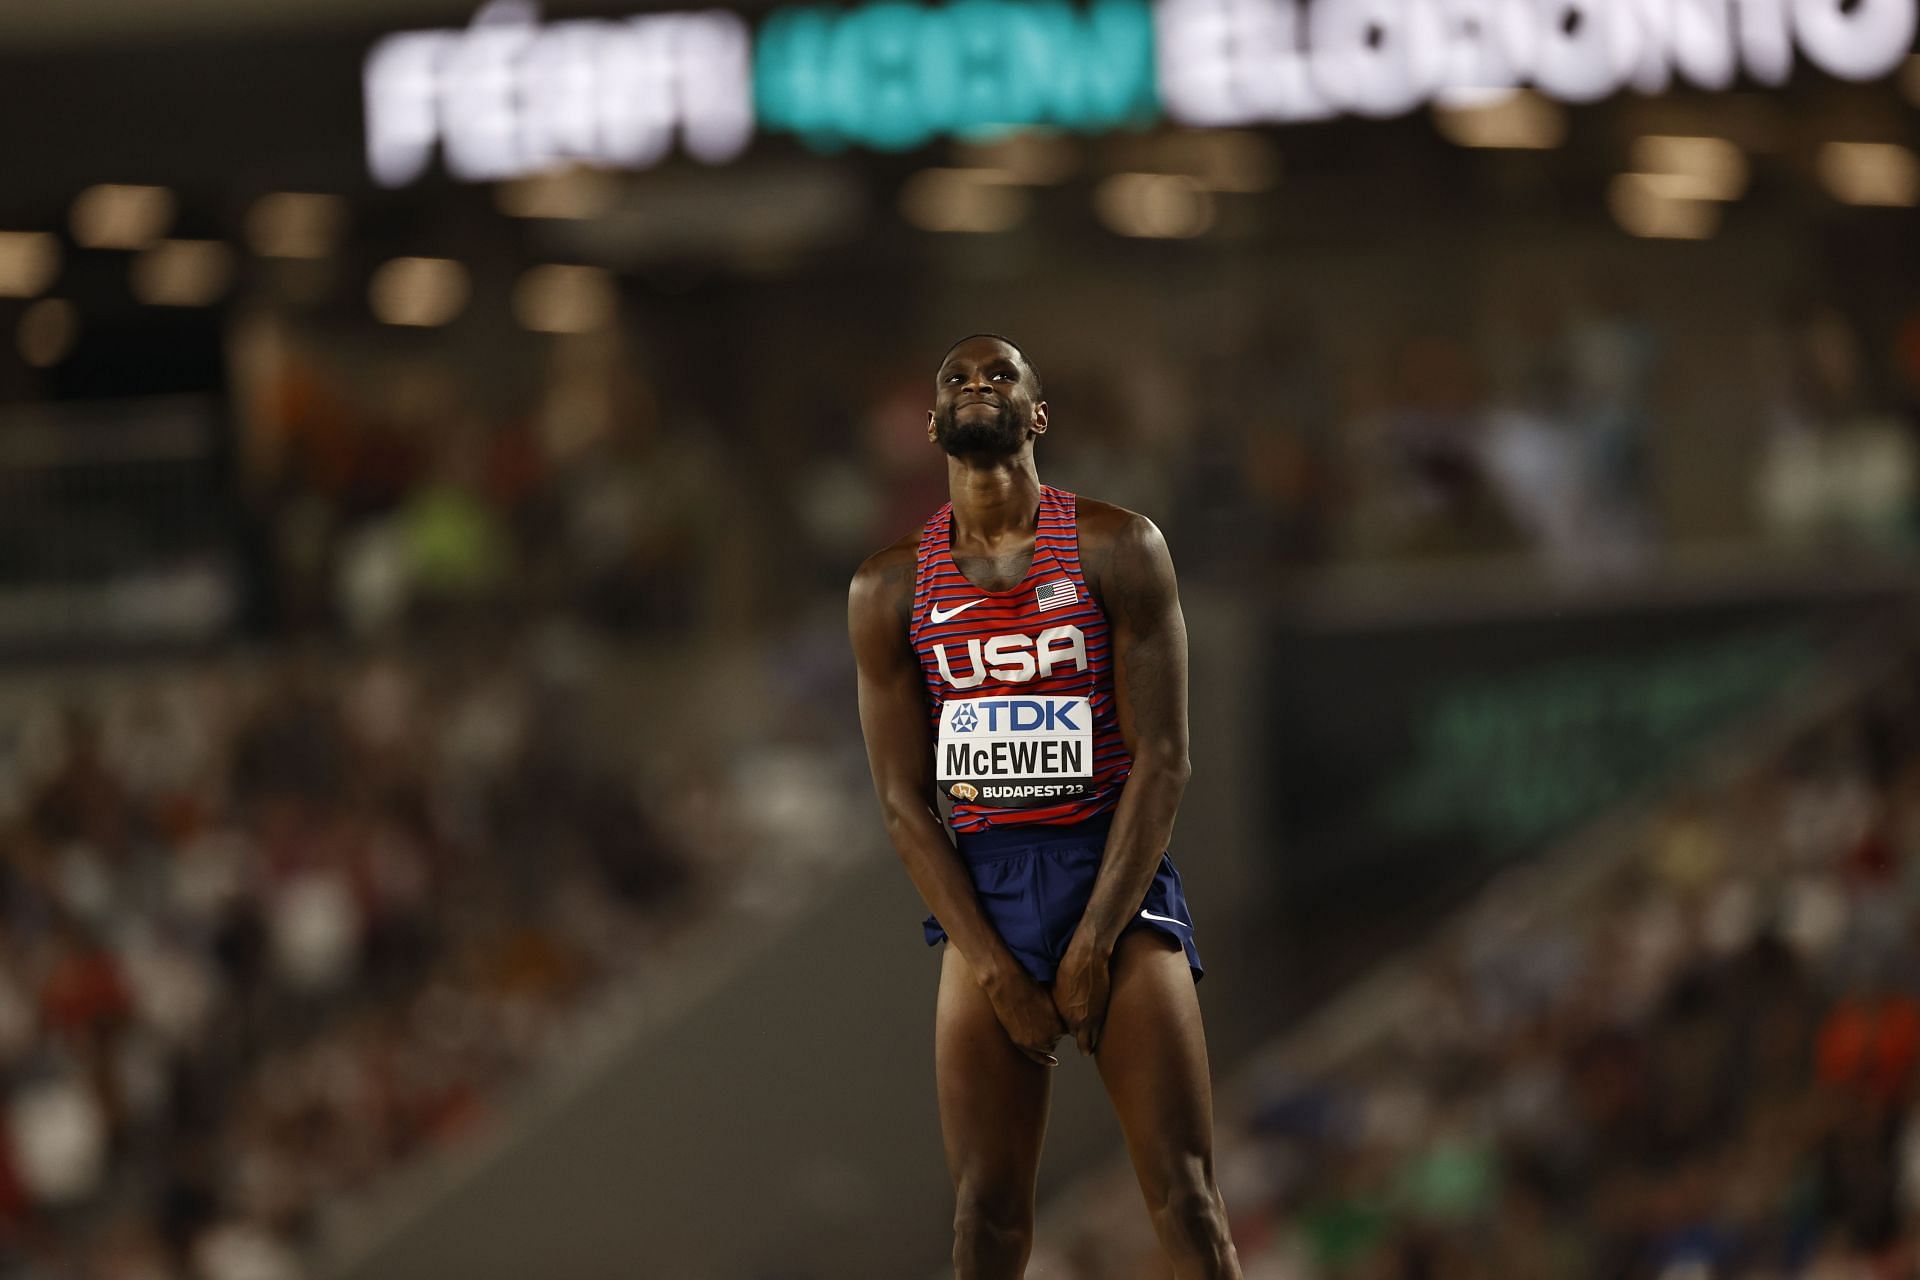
[752,0,1159,152]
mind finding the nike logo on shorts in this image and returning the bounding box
[929,598,987,624]
[1140,909,1189,929]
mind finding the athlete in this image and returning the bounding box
[849,335,1242,1278]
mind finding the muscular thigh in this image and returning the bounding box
[1094,930,1219,1200]
[935,943,1053,1196]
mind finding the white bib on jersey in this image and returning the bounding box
[936,694,1094,807]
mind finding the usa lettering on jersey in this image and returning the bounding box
[932,625,1088,689]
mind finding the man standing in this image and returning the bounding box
[849,335,1242,1278]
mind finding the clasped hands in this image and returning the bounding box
[981,924,1113,1067]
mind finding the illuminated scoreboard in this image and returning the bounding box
[365,0,1919,183]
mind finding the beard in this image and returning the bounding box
[934,400,1027,458]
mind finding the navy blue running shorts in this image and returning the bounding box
[922,811,1204,984]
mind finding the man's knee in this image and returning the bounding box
[953,1180,1034,1249]
[1148,1165,1230,1246]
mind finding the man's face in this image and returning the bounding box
[929,338,1046,459]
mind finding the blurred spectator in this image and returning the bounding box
[1756,304,1919,551]
[1337,334,1522,561]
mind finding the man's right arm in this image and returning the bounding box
[847,545,1022,987]
[848,545,1063,1063]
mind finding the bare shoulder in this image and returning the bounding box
[848,525,924,631]
[1072,495,1172,597]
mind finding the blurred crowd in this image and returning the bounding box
[1051,649,1920,1279]
[0,639,709,1280]
[231,285,1920,646]
[234,318,743,641]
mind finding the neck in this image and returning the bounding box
[946,451,1041,545]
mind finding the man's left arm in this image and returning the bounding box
[1053,512,1190,1054]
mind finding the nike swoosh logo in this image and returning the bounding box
[1139,909,1189,929]
[929,598,988,624]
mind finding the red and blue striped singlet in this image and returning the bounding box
[909,485,1130,834]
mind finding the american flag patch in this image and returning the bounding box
[1035,578,1077,613]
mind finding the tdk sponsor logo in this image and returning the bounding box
[952,700,1083,733]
